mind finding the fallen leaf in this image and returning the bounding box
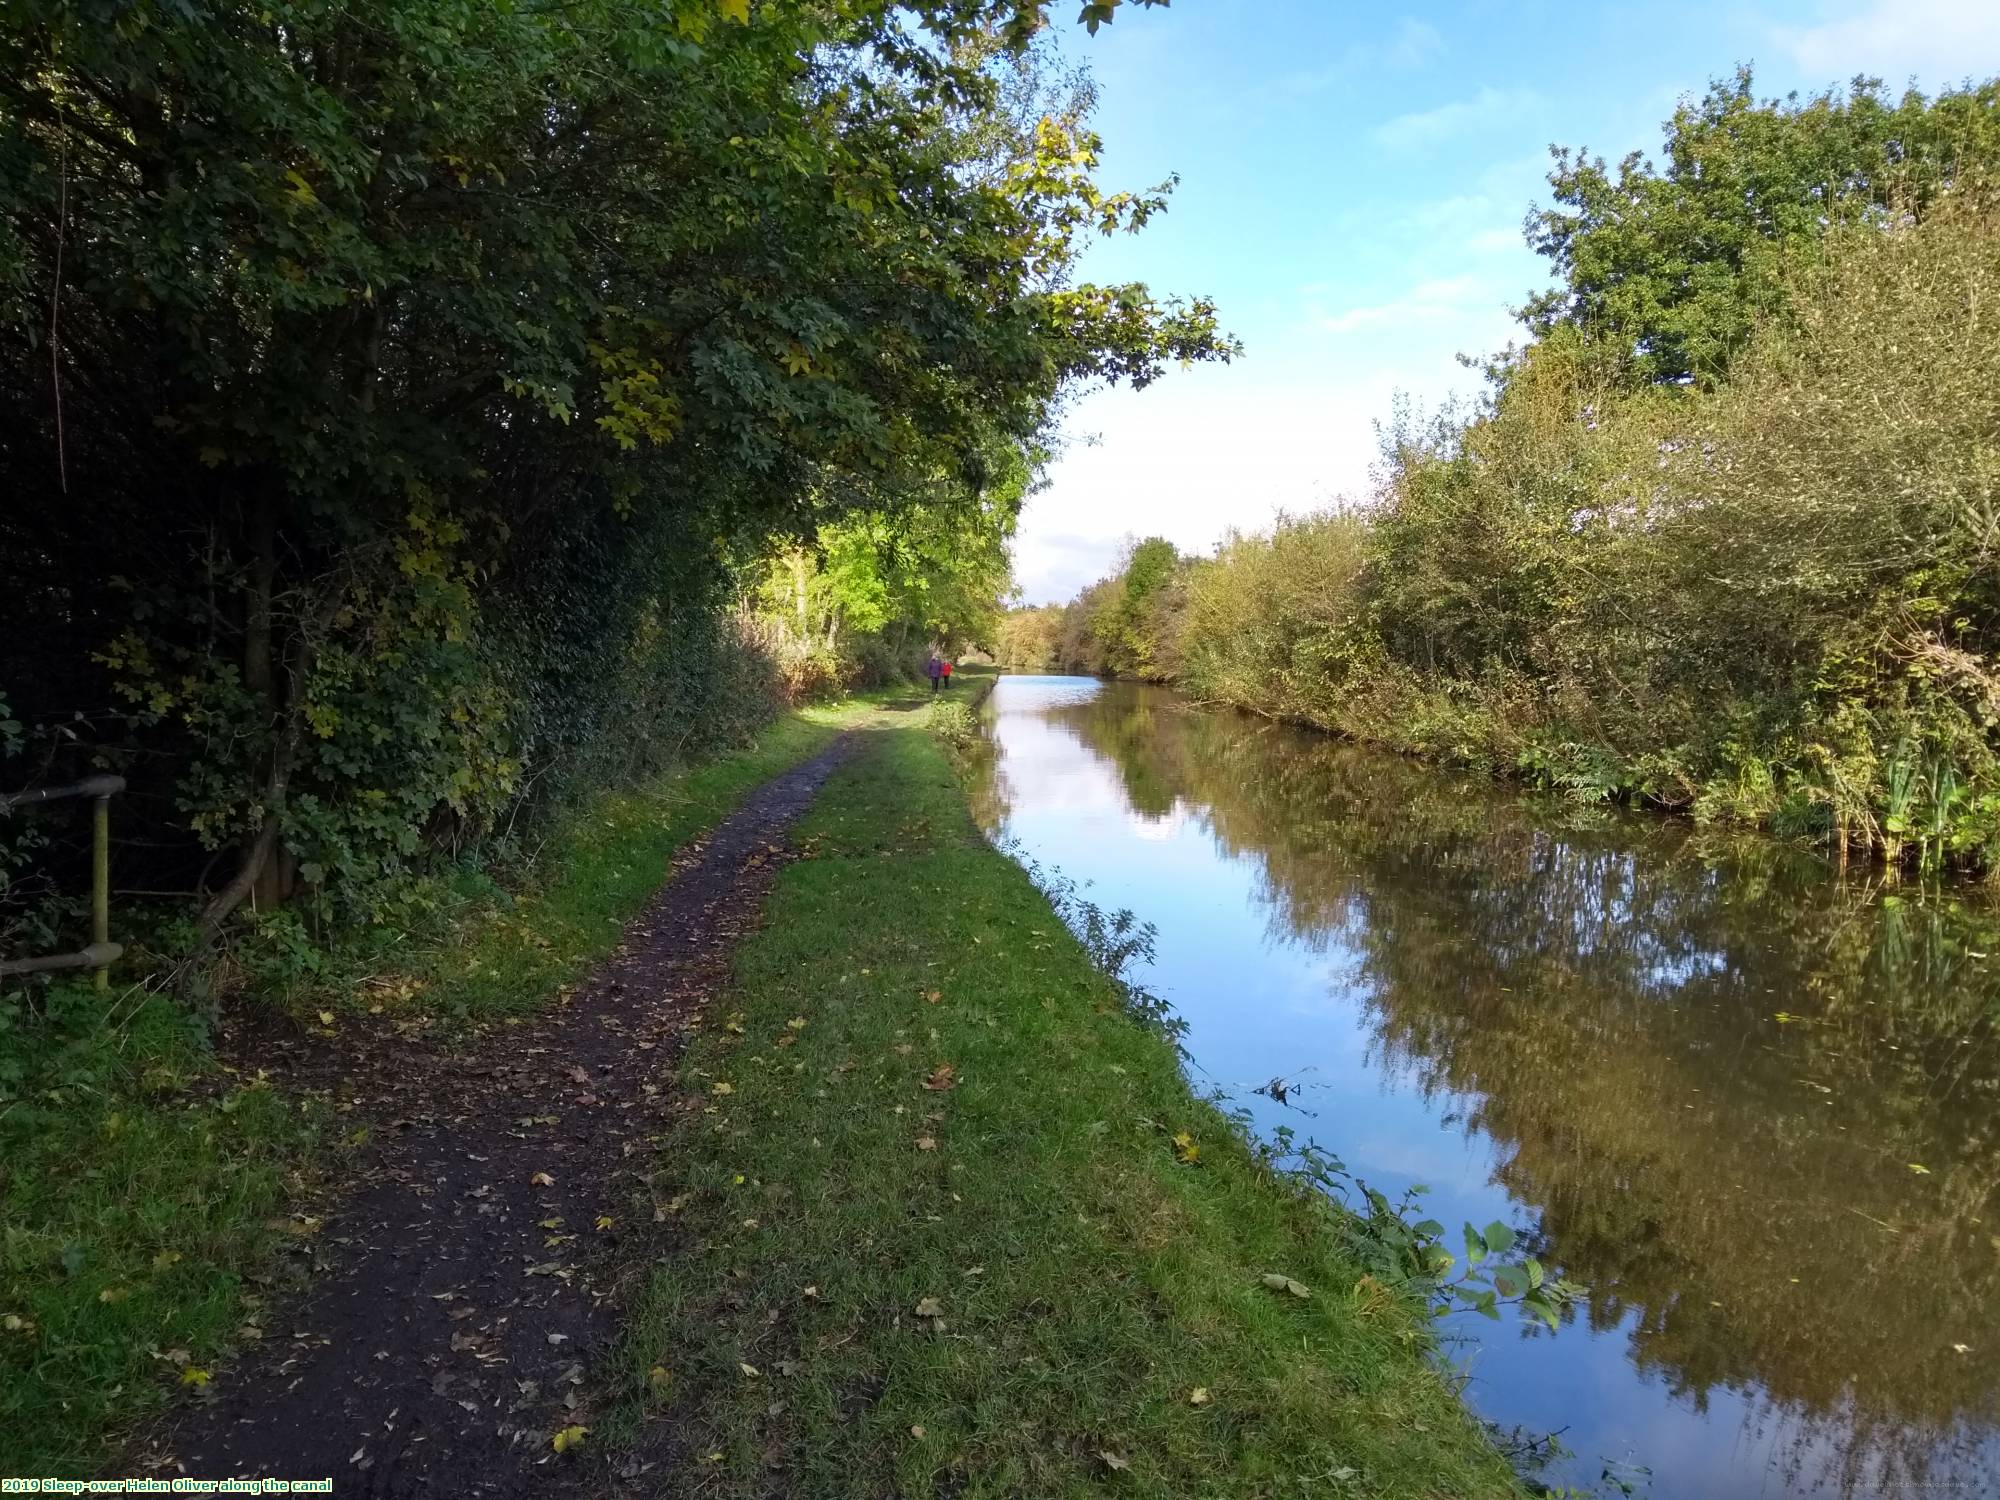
[98,1287,130,1304]
[914,1296,944,1319]
[712,1081,734,1096]
[531,1172,555,1187]
[1952,1342,1973,1354]
[1908,1163,1932,1175]
[739,1362,761,1379]
[180,1366,212,1387]
[594,1216,615,1231]
[921,1064,957,1092]
[1259,1273,1311,1299]
[1188,1387,1212,1406]
[152,1250,184,1272]
[317,1011,335,1026]
[916,1136,937,1151]
[925,990,941,1003]
[551,1424,589,1453]
[1098,1451,1131,1473]
[910,1424,926,1439]
[649,1365,672,1393]
[786,1017,808,1030]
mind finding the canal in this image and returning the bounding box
[969,675,2000,1499]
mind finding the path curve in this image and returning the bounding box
[151,739,851,1496]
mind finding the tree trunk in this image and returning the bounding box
[199,494,307,941]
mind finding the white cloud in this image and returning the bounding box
[1774,0,2000,84]
[1009,366,1394,604]
[1316,274,1496,335]
[1279,17,1444,94]
[1371,87,1543,152]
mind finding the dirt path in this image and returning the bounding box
[147,740,851,1496]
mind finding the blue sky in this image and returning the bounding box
[1012,0,2000,604]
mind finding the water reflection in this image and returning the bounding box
[972,677,2000,1499]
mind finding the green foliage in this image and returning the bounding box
[1033,180,2000,869]
[1522,67,2000,387]
[0,0,1228,948]
[925,698,978,750]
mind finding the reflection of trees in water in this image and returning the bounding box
[1034,683,2000,1498]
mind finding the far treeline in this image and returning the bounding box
[1004,71,2000,872]
[0,0,1224,960]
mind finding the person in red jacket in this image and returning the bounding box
[940,658,954,689]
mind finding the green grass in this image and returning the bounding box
[0,988,313,1474]
[600,723,1519,1498]
[0,697,866,1476]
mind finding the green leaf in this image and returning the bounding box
[1483,1220,1516,1255]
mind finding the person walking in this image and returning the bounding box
[940,657,954,690]
[927,652,942,693]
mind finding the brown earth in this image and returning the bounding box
[137,740,851,1497]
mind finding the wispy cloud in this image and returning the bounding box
[1774,0,2000,84]
[1372,87,1543,152]
[1279,17,1445,95]
[1316,274,1492,335]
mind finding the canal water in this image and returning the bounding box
[968,675,2000,1500]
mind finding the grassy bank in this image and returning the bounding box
[0,702,857,1475]
[600,719,1517,1497]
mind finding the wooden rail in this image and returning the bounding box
[0,773,125,989]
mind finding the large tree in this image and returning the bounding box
[1523,68,2000,386]
[0,0,1227,933]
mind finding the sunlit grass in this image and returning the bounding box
[602,724,1517,1497]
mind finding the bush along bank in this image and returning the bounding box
[998,76,2000,874]
[593,720,1529,1498]
[0,703,861,1476]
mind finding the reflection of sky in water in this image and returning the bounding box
[979,677,2000,1500]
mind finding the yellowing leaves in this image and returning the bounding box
[1170,1131,1199,1165]
[180,1366,212,1387]
[594,1215,615,1231]
[1188,1387,1212,1406]
[551,1424,589,1453]
[716,0,750,22]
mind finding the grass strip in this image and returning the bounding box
[0,700,858,1475]
[604,721,1518,1498]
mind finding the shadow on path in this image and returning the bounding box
[147,739,852,1497]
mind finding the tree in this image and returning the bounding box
[0,0,1230,934]
[1522,69,2000,387]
